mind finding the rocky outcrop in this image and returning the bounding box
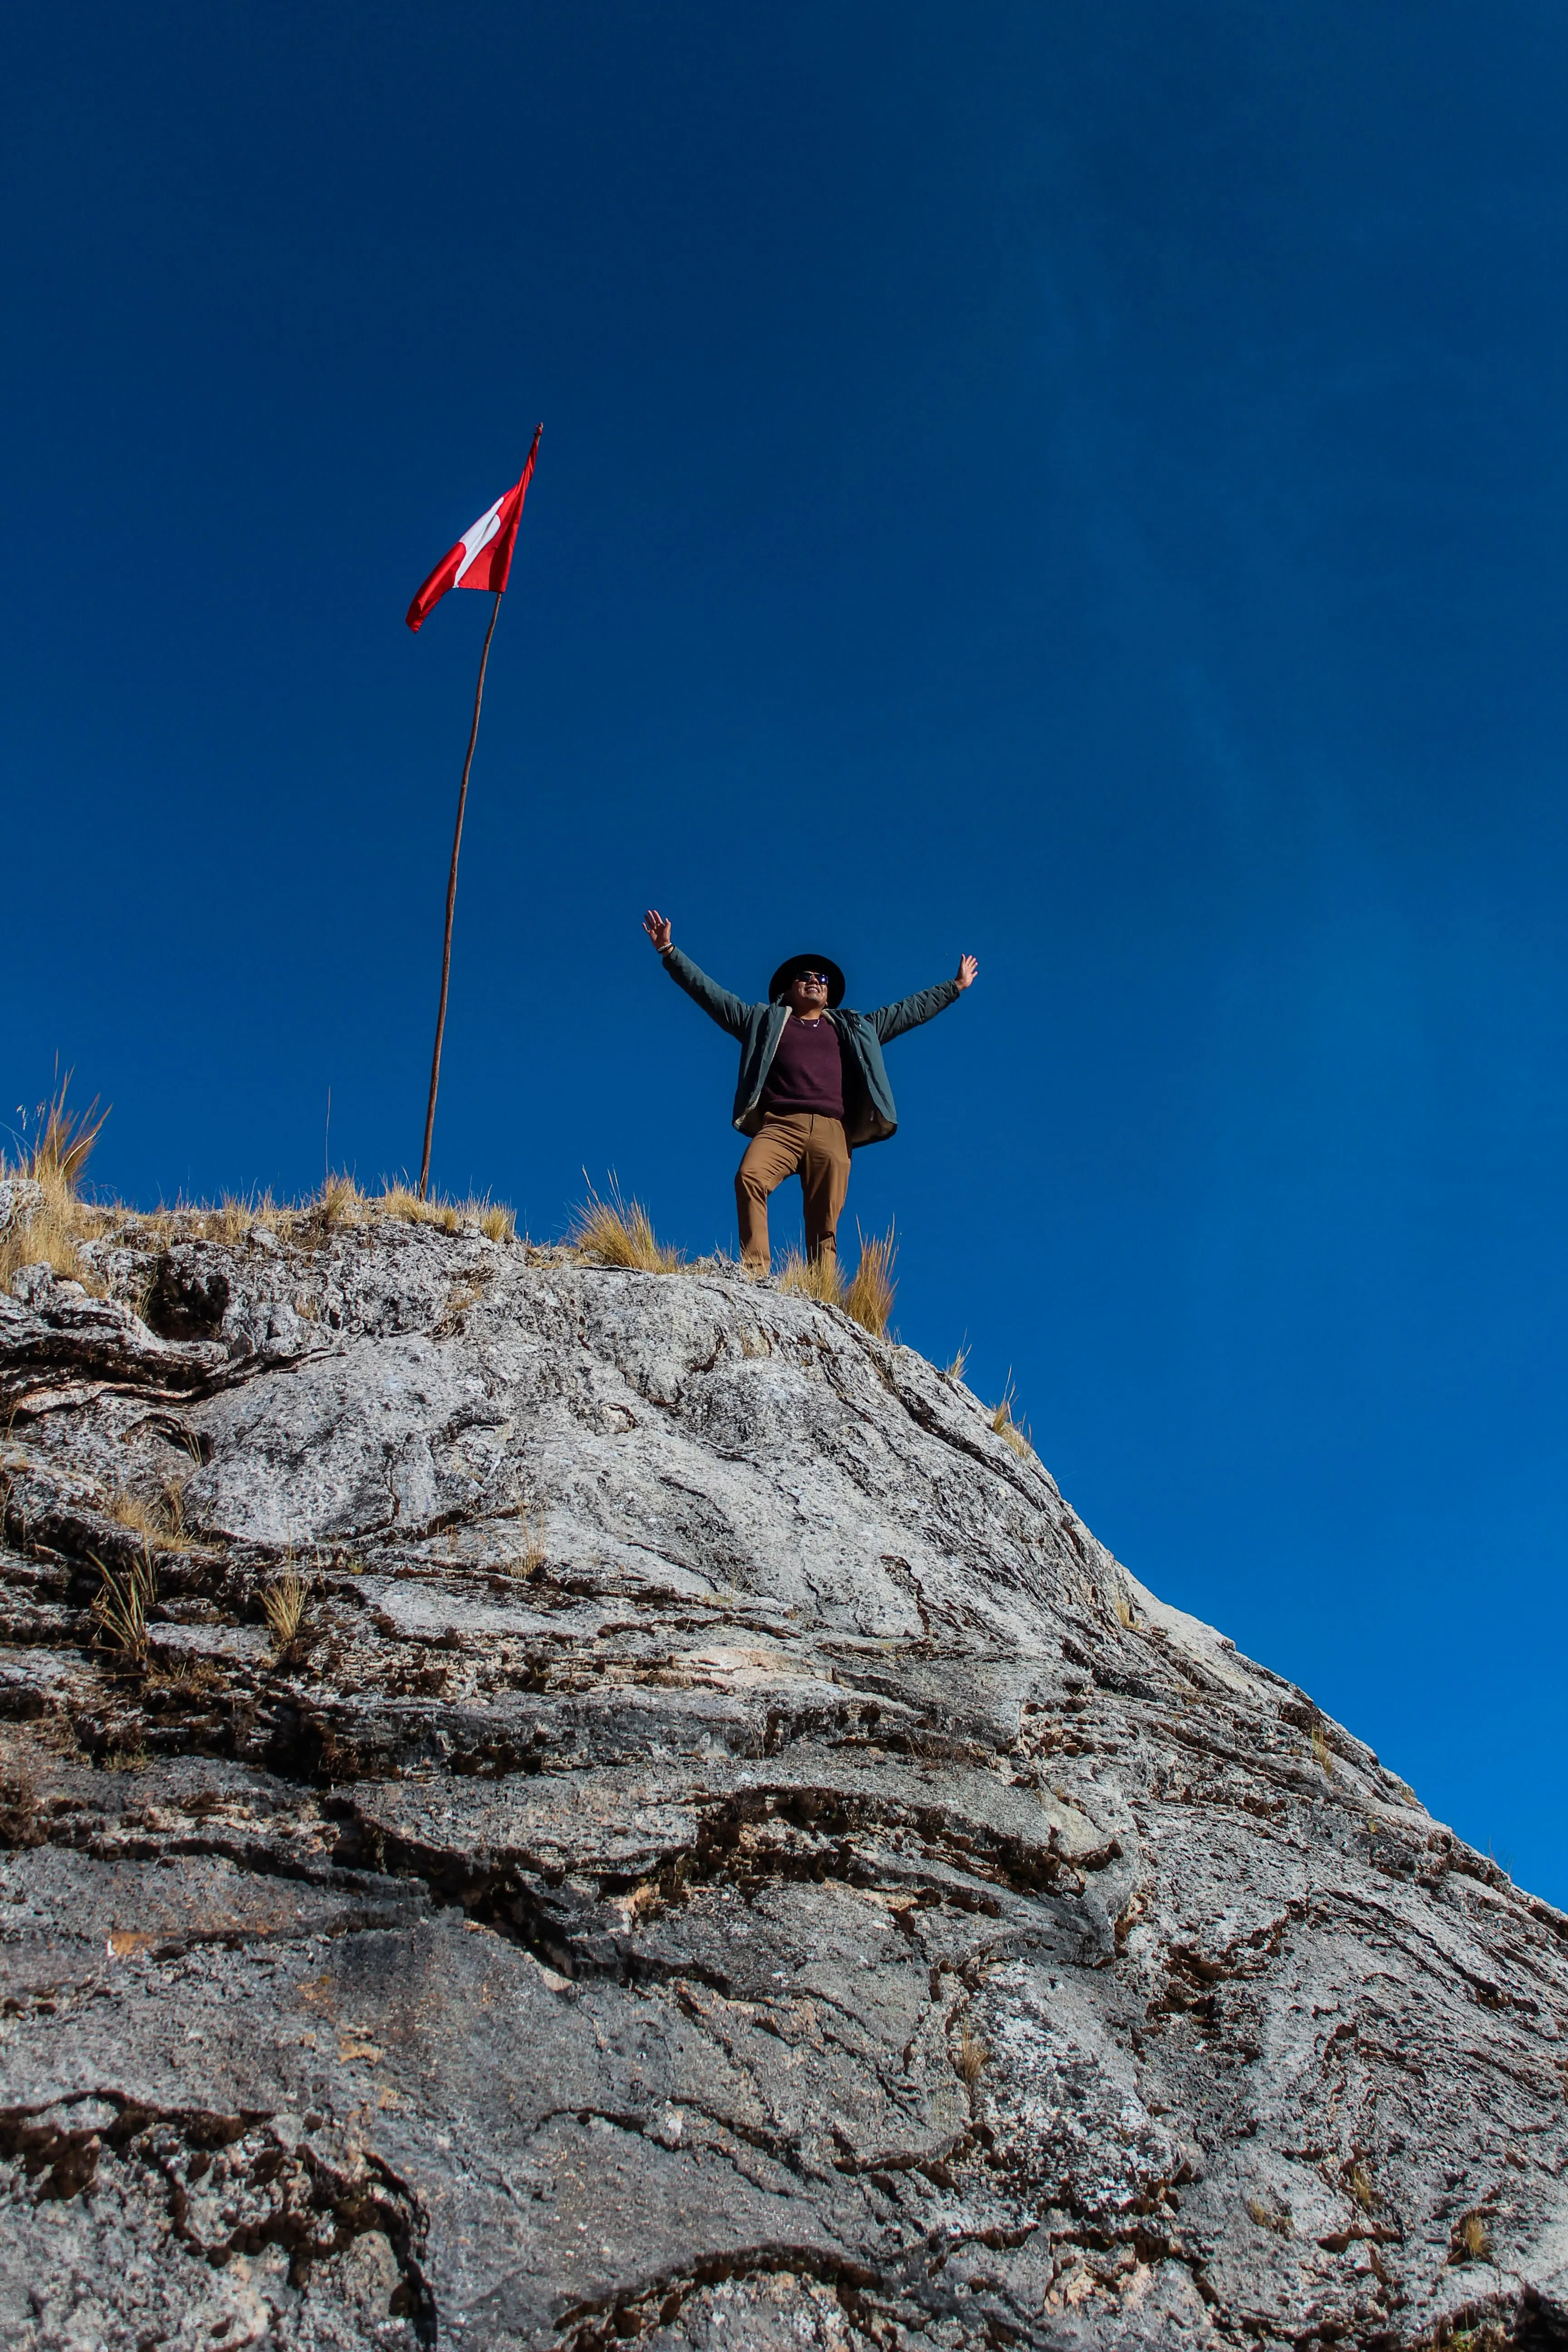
[1,1206,1565,2349]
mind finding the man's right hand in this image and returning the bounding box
[643,909,673,953]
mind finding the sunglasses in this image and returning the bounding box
[794,970,831,985]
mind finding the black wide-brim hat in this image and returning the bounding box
[769,952,846,1008]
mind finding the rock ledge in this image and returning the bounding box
[1,1210,1564,2348]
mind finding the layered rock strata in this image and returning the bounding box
[1,1206,1565,2348]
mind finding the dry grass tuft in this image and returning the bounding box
[1456,2210,1492,2262]
[263,1568,309,1656]
[1,1071,111,1295]
[571,1178,682,1271]
[1246,2194,1294,2238]
[941,1341,971,1384]
[0,1180,101,1294]
[90,1545,156,1666]
[315,1172,363,1228]
[778,1226,897,1335]
[105,1484,192,1553]
[843,1225,897,1338]
[199,1194,276,1245]
[956,2027,989,2086]
[146,1651,224,1699]
[375,1182,427,1224]
[1346,2161,1377,2214]
[1113,1589,1136,1631]
[500,1514,548,1580]
[374,1181,514,1240]
[1310,1721,1335,1779]
[989,1375,1033,1459]
[779,1250,843,1305]
[106,1490,158,1540]
[25,1068,110,1191]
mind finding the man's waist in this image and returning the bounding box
[759,1087,845,1113]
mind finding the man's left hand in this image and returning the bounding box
[955,954,978,990]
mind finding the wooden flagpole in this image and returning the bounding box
[417,587,503,1200]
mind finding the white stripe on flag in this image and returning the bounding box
[453,495,505,585]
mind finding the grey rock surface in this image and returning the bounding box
[1,1206,1565,2348]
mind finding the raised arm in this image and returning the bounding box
[643,909,752,1037]
[872,953,978,1043]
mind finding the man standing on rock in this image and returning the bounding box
[642,911,978,1278]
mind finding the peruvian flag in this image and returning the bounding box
[405,425,543,633]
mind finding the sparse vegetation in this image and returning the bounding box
[571,1178,682,1271]
[308,1176,522,1251]
[1310,1721,1335,1778]
[941,1341,971,1383]
[202,1194,274,1244]
[20,1066,110,1191]
[496,1514,548,1579]
[1113,1589,1136,1630]
[379,1182,457,1230]
[105,1485,192,1553]
[316,1172,363,1227]
[1454,2210,1492,2263]
[263,1567,309,1656]
[145,1651,223,1699]
[843,1225,897,1338]
[778,1226,897,1337]
[779,1250,843,1305]
[1245,2194,1294,2238]
[1346,2160,1377,2213]
[989,1375,1032,1459]
[89,1545,156,1666]
[0,1070,111,1295]
[956,2026,989,2086]
[0,1186,98,1292]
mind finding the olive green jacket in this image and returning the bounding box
[660,944,962,1148]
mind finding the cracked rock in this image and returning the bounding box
[1,1210,1566,2347]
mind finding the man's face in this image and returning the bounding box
[786,969,831,1016]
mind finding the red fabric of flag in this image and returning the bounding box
[406,424,543,633]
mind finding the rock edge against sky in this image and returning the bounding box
[2,1194,1566,2348]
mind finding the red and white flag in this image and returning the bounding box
[405,425,543,633]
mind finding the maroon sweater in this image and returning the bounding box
[759,1012,846,1117]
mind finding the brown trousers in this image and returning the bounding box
[735,1112,851,1274]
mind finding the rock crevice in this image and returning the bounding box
[1,1212,1565,2347]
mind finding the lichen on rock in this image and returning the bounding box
[1,1211,1566,2347]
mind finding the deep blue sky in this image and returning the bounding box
[7,6,1567,1895]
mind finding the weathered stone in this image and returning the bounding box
[0,1211,1564,2347]
[0,1178,44,1235]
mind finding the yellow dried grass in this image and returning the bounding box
[956,2026,989,2086]
[778,1251,843,1305]
[25,1068,110,1192]
[571,1178,682,1271]
[0,1069,112,1293]
[263,1568,308,1656]
[843,1225,897,1338]
[0,1178,101,1294]
[989,1374,1032,1459]
[89,1545,156,1666]
[375,1181,514,1240]
[778,1225,897,1337]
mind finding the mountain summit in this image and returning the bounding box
[2,1196,1564,2348]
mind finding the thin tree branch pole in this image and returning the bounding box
[418,587,504,1200]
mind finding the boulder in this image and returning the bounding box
[0,1210,1563,2348]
